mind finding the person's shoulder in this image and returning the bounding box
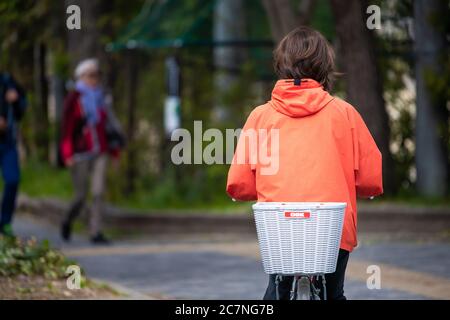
[330,96,357,113]
[64,90,81,109]
[240,103,272,127]
[66,90,81,101]
[0,73,16,86]
[329,95,363,119]
[0,72,10,81]
[329,96,370,131]
[247,103,272,119]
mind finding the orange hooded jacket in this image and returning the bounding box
[226,79,383,252]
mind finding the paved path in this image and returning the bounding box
[12,213,450,300]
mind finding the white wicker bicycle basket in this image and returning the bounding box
[253,202,346,275]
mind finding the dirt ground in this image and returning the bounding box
[0,276,120,300]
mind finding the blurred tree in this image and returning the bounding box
[261,0,317,42]
[330,0,396,194]
[373,0,415,193]
[213,0,246,122]
[33,42,49,161]
[65,0,102,68]
[124,50,139,194]
[413,0,449,196]
[0,0,58,162]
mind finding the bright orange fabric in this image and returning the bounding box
[226,79,383,252]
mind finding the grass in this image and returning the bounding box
[7,161,450,214]
[19,161,73,200]
[16,160,250,213]
[361,193,450,208]
[111,192,253,215]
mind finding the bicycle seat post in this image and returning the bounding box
[321,274,327,301]
[275,274,282,300]
[290,276,298,300]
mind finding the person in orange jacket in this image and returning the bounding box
[226,26,383,300]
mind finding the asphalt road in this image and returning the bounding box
[11,213,450,300]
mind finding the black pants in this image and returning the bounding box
[263,249,350,300]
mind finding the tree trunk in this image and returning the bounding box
[262,0,317,42]
[33,42,49,162]
[49,0,67,167]
[213,0,246,122]
[51,74,65,167]
[65,0,101,68]
[413,0,448,196]
[124,50,139,195]
[330,0,396,194]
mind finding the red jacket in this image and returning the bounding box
[60,91,119,164]
[226,79,383,252]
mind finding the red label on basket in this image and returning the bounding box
[284,211,311,218]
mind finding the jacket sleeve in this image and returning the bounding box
[60,92,78,164]
[0,74,27,121]
[6,75,27,121]
[352,109,383,198]
[226,112,258,201]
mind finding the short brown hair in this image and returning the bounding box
[274,26,336,91]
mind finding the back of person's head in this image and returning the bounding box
[274,26,336,91]
[74,58,100,80]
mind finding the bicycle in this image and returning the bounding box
[274,274,326,300]
[252,202,346,301]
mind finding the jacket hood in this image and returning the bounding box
[269,79,334,118]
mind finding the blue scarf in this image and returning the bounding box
[75,80,104,125]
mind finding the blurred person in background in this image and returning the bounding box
[0,72,27,237]
[60,58,124,244]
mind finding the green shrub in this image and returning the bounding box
[0,236,76,279]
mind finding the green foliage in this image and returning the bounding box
[376,0,450,193]
[382,57,416,191]
[52,50,71,78]
[17,159,249,211]
[0,0,55,75]
[2,0,448,208]
[0,236,76,279]
[17,161,73,200]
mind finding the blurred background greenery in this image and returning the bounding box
[0,0,448,211]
